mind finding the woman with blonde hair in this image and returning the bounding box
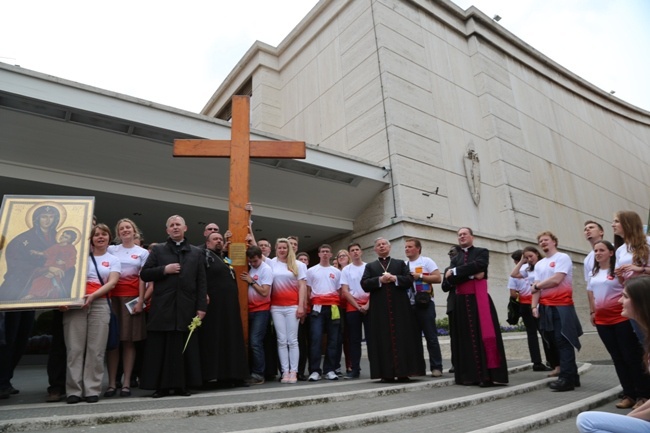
[268,238,307,383]
[613,211,650,281]
[612,210,650,342]
[104,218,148,398]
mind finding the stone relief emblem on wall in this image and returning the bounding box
[463,142,481,206]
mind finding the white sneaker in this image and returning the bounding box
[431,369,443,377]
[308,372,321,381]
[325,371,339,380]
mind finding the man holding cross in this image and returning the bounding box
[174,96,305,343]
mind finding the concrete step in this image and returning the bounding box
[0,362,620,433]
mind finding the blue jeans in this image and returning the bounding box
[545,307,577,382]
[309,306,340,375]
[577,411,650,433]
[248,311,270,376]
[346,310,370,375]
[596,320,650,399]
[413,302,443,371]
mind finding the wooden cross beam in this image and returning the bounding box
[173,95,306,344]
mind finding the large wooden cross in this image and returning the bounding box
[173,95,306,344]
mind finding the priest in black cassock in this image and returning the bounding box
[361,237,425,382]
[445,227,508,387]
[199,232,249,387]
[140,215,207,398]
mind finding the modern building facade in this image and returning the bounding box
[202,0,650,319]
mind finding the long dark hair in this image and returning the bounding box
[625,276,650,370]
[522,246,543,271]
[592,240,616,278]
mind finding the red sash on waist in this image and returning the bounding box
[456,279,500,369]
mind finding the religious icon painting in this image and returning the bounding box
[0,195,95,310]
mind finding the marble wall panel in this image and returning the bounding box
[342,54,380,99]
[340,30,378,76]
[387,125,443,167]
[380,48,431,91]
[346,112,389,162]
[373,0,424,47]
[319,84,346,142]
[423,33,453,82]
[317,41,342,94]
[338,4,374,55]
[343,75,383,123]
[384,98,439,141]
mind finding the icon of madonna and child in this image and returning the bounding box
[0,197,93,310]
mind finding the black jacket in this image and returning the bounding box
[141,238,207,332]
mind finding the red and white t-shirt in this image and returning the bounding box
[248,260,274,313]
[306,264,341,306]
[107,244,148,297]
[340,262,368,312]
[587,268,626,325]
[508,276,531,304]
[535,252,573,307]
[615,237,650,281]
[269,260,306,307]
[87,252,121,296]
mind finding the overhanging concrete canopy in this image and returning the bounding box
[0,63,388,249]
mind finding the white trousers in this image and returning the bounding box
[577,411,650,433]
[270,305,299,374]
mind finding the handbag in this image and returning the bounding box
[90,254,119,351]
[414,290,432,307]
[506,297,521,326]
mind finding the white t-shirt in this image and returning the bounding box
[535,252,573,306]
[340,262,368,311]
[248,260,274,312]
[269,259,306,307]
[406,256,438,304]
[306,264,341,305]
[87,252,121,295]
[583,250,595,283]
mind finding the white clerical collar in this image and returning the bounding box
[461,247,470,253]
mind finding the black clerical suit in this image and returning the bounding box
[446,246,508,386]
[361,257,425,380]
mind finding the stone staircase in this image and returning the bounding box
[0,360,621,433]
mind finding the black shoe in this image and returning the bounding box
[533,363,552,372]
[8,385,19,395]
[85,395,99,403]
[574,375,581,387]
[549,378,574,392]
[175,388,191,396]
[103,387,117,397]
[396,377,411,383]
[152,389,169,398]
[478,381,494,388]
[449,367,455,373]
[46,391,64,403]
[66,395,82,404]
